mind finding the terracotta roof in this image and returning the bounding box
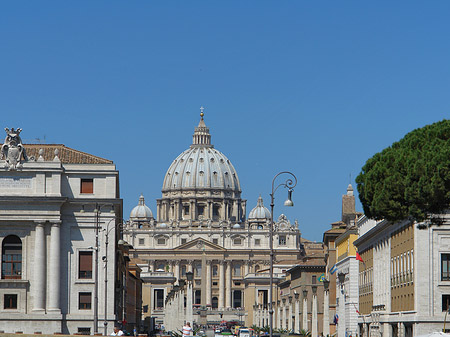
[1,144,113,164]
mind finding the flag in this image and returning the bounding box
[333,314,339,324]
[329,264,338,275]
[318,273,325,282]
[356,251,366,268]
[356,252,364,263]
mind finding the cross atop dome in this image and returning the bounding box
[192,107,212,147]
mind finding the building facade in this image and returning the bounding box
[0,128,123,334]
[355,212,450,337]
[124,113,302,328]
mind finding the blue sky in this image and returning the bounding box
[1,2,450,241]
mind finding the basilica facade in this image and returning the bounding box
[124,113,302,327]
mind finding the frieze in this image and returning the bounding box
[0,176,32,189]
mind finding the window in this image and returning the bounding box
[443,295,450,312]
[181,238,187,245]
[154,289,164,309]
[181,265,186,277]
[213,205,220,218]
[312,275,317,284]
[157,238,166,245]
[213,238,218,245]
[139,238,145,246]
[234,281,241,286]
[233,290,242,308]
[212,265,218,277]
[257,225,263,230]
[184,206,190,215]
[2,235,22,279]
[80,179,93,194]
[195,290,201,305]
[255,239,261,246]
[197,206,204,217]
[195,263,202,276]
[77,328,91,335]
[442,254,450,281]
[4,294,17,309]
[213,282,218,286]
[233,238,242,245]
[79,251,93,279]
[79,292,92,310]
[233,263,241,276]
[212,297,218,309]
[279,235,286,246]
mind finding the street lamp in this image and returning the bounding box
[81,203,115,334]
[269,171,297,337]
[103,217,125,336]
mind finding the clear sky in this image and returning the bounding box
[2,2,450,241]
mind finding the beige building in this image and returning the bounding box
[124,113,302,327]
[0,128,123,335]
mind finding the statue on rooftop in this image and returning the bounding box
[1,128,28,170]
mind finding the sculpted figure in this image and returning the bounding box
[1,128,28,170]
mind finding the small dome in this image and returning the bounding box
[233,223,241,229]
[130,195,153,221]
[249,196,271,220]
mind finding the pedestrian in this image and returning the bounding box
[182,322,192,337]
[111,327,124,336]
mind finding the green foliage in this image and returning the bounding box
[250,325,261,336]
[298,329,311,337]
[356,119,450,224]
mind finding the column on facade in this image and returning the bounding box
[206,260,212,305]
[281,298,286,329]
[33,222,46,311]
[244,261,250,277]
[174,261,180,283]
[311,287,318,337]
[294,293,300,333]
[219,261,225,309]
[276,301,281,329]
[288,296,293,331]
[398,321,405,337]
[48,222,61,312]
[323,288,330,337]
[302,291,308,330]
[225,261,232,308]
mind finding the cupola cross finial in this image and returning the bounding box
[200,106,205,119]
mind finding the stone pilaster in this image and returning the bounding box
[219,260,225,309]
[48,222,61,313]
[225,261,232,308]
[33,222,46,312]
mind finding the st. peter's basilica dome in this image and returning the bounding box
[162,112,241,193]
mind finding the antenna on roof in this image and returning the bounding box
[23,135,46,144]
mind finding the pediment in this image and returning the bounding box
[174,238,226,251]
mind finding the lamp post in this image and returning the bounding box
[323,279,330,337]
[103,218,125,336]
[269,172,297,337]
[88,203,115,334]
[337,272,346,337]
[186,271,194,325]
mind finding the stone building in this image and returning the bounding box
[354,212,450,337]
[0,128,123,334]
[124,112,302,327]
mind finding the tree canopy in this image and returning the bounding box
[356,119,450,223]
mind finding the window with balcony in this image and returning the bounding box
[279,235,287,246]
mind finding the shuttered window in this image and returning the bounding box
[79,292,91,310]
[80,179,93,194]
[79,251,93,279]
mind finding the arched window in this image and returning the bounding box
[2,235,22,279]
[212,265,218,277]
